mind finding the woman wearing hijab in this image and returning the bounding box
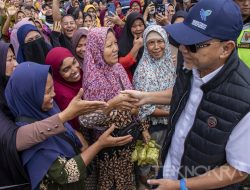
[10,18,34,57]
[99,9,123,40]
[71,28,88,64]
[0,41,68,188]
[133,26,176,179]
[114,1,125,20]
[129,0,142,13]
[16,24,51,64]
[0,42,28,188]
[83,5,101,27]
[45,47,82,130]
[4,62,132,190]
[118,12,145,81]
[80,27,148,190]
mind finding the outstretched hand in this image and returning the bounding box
[60,88,108,122]
[120,90,147,106]
[97,124,133,148]
[107,93,139,111]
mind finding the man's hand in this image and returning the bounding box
[59,88,108,122]
[107,93,138,111]
[146,179,179,190]
[97,124,133,148]
[120,90,147,106]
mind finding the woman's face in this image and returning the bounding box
[131,19,145,38]
[5,48,18,76]
[103,31,118,65]
[116,4,122,15]
[93,2,99,11]
[61,16,77,38]
[104,12,114,28]
[99,1,107,11]
[16,11,26,23]
[42,74,55,111]
[146,34,165,60]
[168,5,175,18]
[59,57,81,82]
[24,31,42,43]
[76,36,87,59]
[131,2,140,12]
[87,7,96,18]
[76,11,84,28]
[83,15,93,28]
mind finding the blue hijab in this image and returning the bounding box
[16,24,51,64]
[5,62,81,189]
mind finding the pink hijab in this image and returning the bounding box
[45,47,82,129]
[82,27,133,102]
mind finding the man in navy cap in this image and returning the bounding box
[141,0,250,189]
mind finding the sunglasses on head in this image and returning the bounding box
[184,40,223,53]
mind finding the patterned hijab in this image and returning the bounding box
[83,27,133,102]
[133,25,176,125]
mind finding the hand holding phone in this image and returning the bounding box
[107,2,116,17]
[156,4,165,16]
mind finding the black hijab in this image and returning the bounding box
[17,24,51,64]
[118,12,145,74]
[0,41,29,188]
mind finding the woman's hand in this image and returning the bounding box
[97,124,133,148]
[107,12,124,27]
[142,129,151,144]
[59,88,108,122]
[7,6,18,17]
[75,130,89,152]
[133,35,143,49]
[0,0,6,11]
[155,13,170,26]
[53,21,61,33]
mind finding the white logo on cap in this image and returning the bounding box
[200,9,212,21]
[192,20,207,30]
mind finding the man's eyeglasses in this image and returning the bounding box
[184,41,223,53]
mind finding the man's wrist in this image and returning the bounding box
[180,178,188,190]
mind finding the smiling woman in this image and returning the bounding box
[118,12,146,81]
[45,47,82,130]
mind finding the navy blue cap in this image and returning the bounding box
[164,0,243,45]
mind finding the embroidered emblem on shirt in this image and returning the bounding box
[207,116,217,128]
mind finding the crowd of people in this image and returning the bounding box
[0,0,250,189]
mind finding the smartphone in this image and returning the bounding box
[156,4,165,16]
[107,2,116,16]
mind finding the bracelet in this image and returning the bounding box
[180,178,188,190]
